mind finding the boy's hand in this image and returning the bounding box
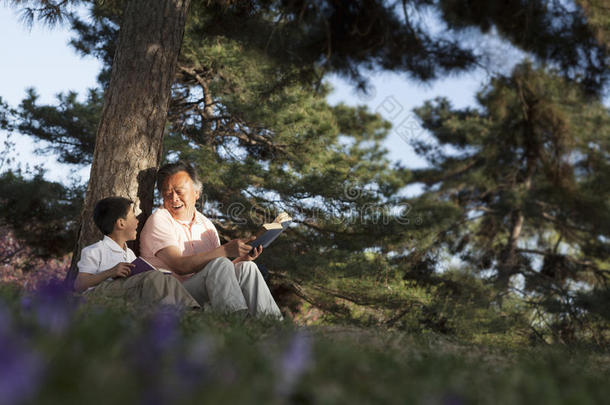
[110,262,134,278]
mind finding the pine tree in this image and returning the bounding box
[409,62,609,337]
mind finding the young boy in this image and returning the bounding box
[75,197,199,308]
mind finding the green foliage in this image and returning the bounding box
[0,170,83,257]
[15,88,102,164]
[184,0,480,87]
[439,0,609,94]
[4,0,85,27]
[577,0,610,48]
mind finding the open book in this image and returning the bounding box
[249,212,292,253]
[129,257,172,277]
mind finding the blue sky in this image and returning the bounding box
[1,6,99,182]
[1,5,490,185]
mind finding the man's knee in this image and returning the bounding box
[208,257,233,268]
[206,257,235,279]
[235,261,259,279]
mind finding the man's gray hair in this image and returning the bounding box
[156,161,202,194]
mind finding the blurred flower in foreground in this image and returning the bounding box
[130,308,181,374]
[149,308,180,352]
[0,304,10,336]
[276,331,313,397]
[23,279,75,334]
[130,308,182,404]
[176,335,212,385]
[0,305,44,405]
[443,393,465,405]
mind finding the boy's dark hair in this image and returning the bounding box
[93,197,133,235]
[156,161,202,195]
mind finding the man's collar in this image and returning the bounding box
[102,235,127,253]
[162,207,204,226]
[192,211,205,225]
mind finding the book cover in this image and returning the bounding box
[249,212,292,252]
[129,257,156,277]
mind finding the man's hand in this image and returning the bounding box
[224,237,255,258]
[109,262,134,278]
[234,245,263,264]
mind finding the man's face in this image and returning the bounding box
[161,171,200,222]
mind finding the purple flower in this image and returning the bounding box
[0,305,11,337]
[443,393,465,405]
[276,331,313,396]
[129,309,181,375]
[29,280,74,334]
[0,329,44,405]
[0,286,47,405]
[149,309,180,352]
[35,279,72,301]
[174,336,212,389]
[19,295,32,311]
[130,310,186,405]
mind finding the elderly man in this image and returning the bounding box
[139,161,282,318]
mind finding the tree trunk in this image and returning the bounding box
[496,141,536,292]
[496,209,525,291]
[65,0,191,286]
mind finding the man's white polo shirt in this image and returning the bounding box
[77,235,136,275]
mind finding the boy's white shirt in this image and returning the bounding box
[77,235,136,277]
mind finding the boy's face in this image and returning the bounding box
[161,171,200,222]
[122,204,139,241]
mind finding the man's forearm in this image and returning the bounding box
[168,245,228,275]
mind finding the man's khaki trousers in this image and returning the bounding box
[182,257,282,319]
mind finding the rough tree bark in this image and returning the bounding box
[65,0,192,286]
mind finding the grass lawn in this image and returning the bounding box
[0,281,608,405]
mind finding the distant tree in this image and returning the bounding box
[577,0,610,48]
[409,62,609,338]
[0,170,83,257]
